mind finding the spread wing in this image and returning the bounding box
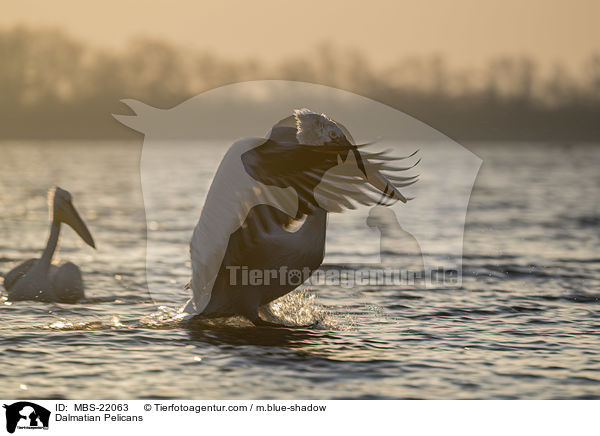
[241,139,419,215]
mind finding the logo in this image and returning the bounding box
[3,402,50,434]
[114,81,481,318]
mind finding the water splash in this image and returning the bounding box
[259,289,338,328]
[43,318,105,330]
[140,305,186,328]
[139,290,342,329]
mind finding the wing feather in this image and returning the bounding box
[241,139,420,214]
[3,258,37,291]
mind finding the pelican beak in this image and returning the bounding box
[62,201,96,248]
[366,166,407,203]
[340,137,407,204]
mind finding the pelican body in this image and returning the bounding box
[3,187,96,303]
[199,204,327,323]
[184,109,417,326]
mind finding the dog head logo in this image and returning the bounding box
[3,402,50,433]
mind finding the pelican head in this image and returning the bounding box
[294,108,407,203]
[51,187,96,249]
[294,108,347,146]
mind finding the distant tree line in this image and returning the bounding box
[1,26,599,140]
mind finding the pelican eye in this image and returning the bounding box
[329,131,339,140]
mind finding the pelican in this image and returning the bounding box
[3,187,96,303]
[184,108,418,326]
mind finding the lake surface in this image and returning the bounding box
[0,140,598,399]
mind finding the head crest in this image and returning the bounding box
[293,108,344,145]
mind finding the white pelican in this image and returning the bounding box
[184,108,418,326]
[3,187,96,303]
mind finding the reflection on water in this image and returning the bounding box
[0,141,599,399]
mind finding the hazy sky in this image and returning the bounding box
[2,0,599,69]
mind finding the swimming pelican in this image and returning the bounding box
[184,108,418,326]
[3,187,96,303]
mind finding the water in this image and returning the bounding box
[0,140,598,399]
